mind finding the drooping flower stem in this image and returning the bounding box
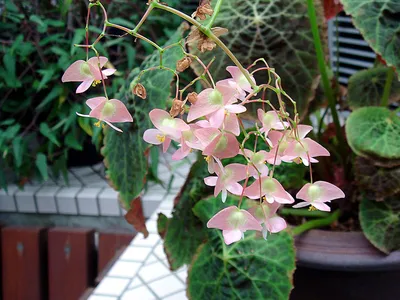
[381,67,395,107]
[306,0,346,159]
[280,208,331,218]
[291,209,341,236]
[205,0,224,30]
[151,0,258,91]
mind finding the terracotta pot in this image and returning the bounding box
[290,230,400,300]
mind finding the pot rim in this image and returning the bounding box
[295,229,400,272]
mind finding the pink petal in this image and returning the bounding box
[224,113,240,136]
[266,216,287,233]
[225,104,246,114]
[207,206,239,230]
[88,56,108,68]
[203,132,239,159]
[149,109,172,129]
[204,176,218,186]
[104,121,123,132]
[172,146,191,160]
[162,137,171,153]
[62,60,91,82]
[240,210,263,231]
[208,108,225,129]
[76,80,93,93]
[226,66,255,93]
[195,128,220,147]
[225,182,243,195]
[102,69,116,76]
[225,163,248,182]
[86,97,106,109]
[304,138,330,157]
[222,229,243,245]
[314,181,345,202]
[143,129,164,145]
[216,80,238,105]
[292,201,311,208]
[214,178,224,197]
[187,88,222,122]
[296,125,313,139]
[244,178,264,199]
[312,202,331,211]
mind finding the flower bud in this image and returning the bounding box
[133,83,147,99]
[170,99,184,117]
[187,92,198,104]
[176,56,192,72]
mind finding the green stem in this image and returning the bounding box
[152,1,258,91]
[307,0,346,157]
[280,208,331,218]
[205,0,223,29]
[291,209,341,236]
[381,67,395,107]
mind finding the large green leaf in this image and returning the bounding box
[347,67,400,110]
[345,107,400,163]
[189,196,295,300]
[360,197,400,254]
[355,157,400,199]
[157,157,212,270]
[190,0,324,119]
[102,28,186,209]
[340,0,400,72]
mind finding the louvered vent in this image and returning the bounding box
[328,13,376,85]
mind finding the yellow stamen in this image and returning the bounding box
[308,205,317,211]
[102,123,106,129]
[156,134,166,143]
[94,120,101,127]
[92,80,102,87]
[204,155,211,163]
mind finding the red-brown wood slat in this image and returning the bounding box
[1,227,47,300]
[48,228,95,300]
[97,231,135,274]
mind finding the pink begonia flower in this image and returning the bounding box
[62,56,116,94]
[207,206,262,245]
[195,127,239,159]
[294,181,345,211]
[76,97,132,132]
[204,163,247,202]
[257,109,288,135]
[172,124,202,160]
[243,149,269,177]
[187,81,237,122]
[143,109,189,152]
[265,130,293,165]
[207,103,246,136]
[219,66,256,100]
[249,202,287,239]
[245,176,294,204]
[284,125,330,166]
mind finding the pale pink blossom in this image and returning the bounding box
[264,130,293,165]
[204,163,247,202]
[195,127,239,159]
[76,97,132,132]
[245,176,294,204]
[219,66,256,100]
[293,181,345,211]
[172,124,202,160]
[62,56,116,93]
[258,109,288,135]
[249,202,287,239]
[143,109,189,152]
[207,206,262,245]
[243,149,269,177]
[187,81,237,122]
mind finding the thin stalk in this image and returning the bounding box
[381,67,395,107]
[205,0,223,29]
[280,208,330,218]
[291,209,341,236]
[307,0,346,158]
[152,1,257,91]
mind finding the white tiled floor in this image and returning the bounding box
[89,155,195,300]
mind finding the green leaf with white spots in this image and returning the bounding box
[341,0,400,73]
[360,196,400,254]
[347,67,400,110]
[189,196,295,300]
[345,107,400,163]
[190,0,325,119]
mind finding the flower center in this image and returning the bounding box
[252,152,265,165]
[263,113,275,127]
[161,117,176,128]
[214,134,228,152]
[238,74,248,87]
[228,210,247,228]
[156,134,166,143]
[262,178,276,193]
[255,205,269,220]
[182,130,194,141]
[307,184,322,201]
[208,89,223,106]
[204,155,211,163]
[101,102,116,118]
[294,142,308,155]
[221,168,233,182]
[80,62,92,77]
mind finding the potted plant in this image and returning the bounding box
[61,0,400,299]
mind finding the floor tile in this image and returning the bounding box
[56,187,80,215]
[144,254,159,265]
[153,243,167,261]
[120,245,152,262]
[98,189,120,216]
[121,286,156,300]
[148,275,185,298]
[88,296,118,300]
[164,291,188,300]
[127,277,143,289]
[146,220,158,233]
[93,277,130,296]
[131,233,160,248]
[107,261,141,278]
[139,261,171,282]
